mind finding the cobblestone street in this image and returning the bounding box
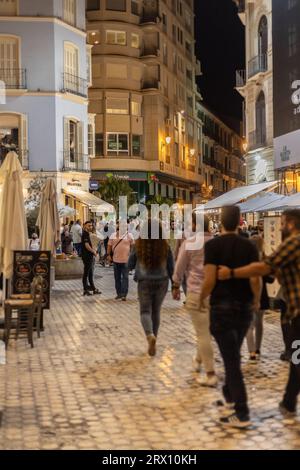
[0,265,299,450]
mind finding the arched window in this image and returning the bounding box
[0,112,28,168]
[0,36,20,88]
[256,91,266,146]
[0,0,17,15]
[258,15,268,68]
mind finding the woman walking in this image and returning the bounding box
[172,214,217,387]
[128,221,174,356]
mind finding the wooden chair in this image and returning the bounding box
[4,276,43,349]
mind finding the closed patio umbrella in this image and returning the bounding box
[0,151,28,279]
[36,178,60,255]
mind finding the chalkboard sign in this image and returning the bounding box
[13,251,51,309]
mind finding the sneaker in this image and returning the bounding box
[121,297,127,301]
[196,374,218,388]
[249,352,257,361]
[147,334,156,357]
[213,400,235,416]
[279,401,297,418]
[219,412,251,429]
[115,295,122,300]
[255,349,261,357]
[193,356,201,372]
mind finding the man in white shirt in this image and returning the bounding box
[71,220,83,256]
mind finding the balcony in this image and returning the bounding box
[140,11,160,24]
[0,69,27,89]
[141,46,160,57]
[248,129,267,151]
[142,79,160,90]
[62,151,90,172]
[62,73,88,98]
[236,69,246,88]
[248,54,267,79]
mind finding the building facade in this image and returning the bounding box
[234,0,275,186]
[197,101,245,203]
[0,0,94,220]
[272,0,300,193]
[86,0,203,204]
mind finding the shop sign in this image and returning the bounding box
[89,180,99,190]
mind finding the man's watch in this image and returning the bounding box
[230,268,235,279]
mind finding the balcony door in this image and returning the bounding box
[256,91,266,147]
[63,0,76,26]
[64,43,79,92]
[0,36,19,88]
[0,0,17,15]
[258,15,268,70]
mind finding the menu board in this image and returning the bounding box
[13,251,51,309]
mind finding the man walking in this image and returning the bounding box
[82,221,101,296]
[108,222,134,301]
[218,209,300,420]
[200,206,261,428]
[71,220,83,256]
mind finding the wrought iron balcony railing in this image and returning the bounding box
[248,129,267,151]
[62,151,90,172]
[62,73,88,98]
[0,69,27,89]
[236,69,246,87]
[248,54,267,79]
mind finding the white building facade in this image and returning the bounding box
[235,0,275,185]
[0,0,94,220]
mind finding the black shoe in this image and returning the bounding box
[280,351,291,362]
[83,290,93,296]
[115,295,122,300]
[279,401,296,418]
[121,297,127,301]
[92,289,101,295]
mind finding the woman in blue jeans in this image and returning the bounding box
[128,221,174,356]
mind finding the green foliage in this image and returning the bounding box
[96,175,136,214]
[146,194,173,208]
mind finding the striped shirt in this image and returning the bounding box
[265,233,300,319]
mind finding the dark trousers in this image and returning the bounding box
[82,257,95,291]
[282,316,300,412]
[138,279,169,337]
[74,242,82,257]
[279,300,292,356]
[113,263,129,297]
[210,301,253,419]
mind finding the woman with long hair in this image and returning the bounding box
[128,220,174,356]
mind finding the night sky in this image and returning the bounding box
[194,0,245,131]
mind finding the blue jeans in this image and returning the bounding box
[138,279,169,337]
[113,263,129,297]
[74,243,82,257]
[210,301,253,419]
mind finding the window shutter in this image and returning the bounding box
[77,121,84,168]
[64,117,70,168]
[20,114,28,168]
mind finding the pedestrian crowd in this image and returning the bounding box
[33,207,300,430]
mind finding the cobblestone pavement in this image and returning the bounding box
[0,265,299,450]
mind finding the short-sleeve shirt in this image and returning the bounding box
[204,233,259,304]
[108,232,134,264]
[81,230,93,260]
[265,233,300,319]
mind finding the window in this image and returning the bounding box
[0,113,28,168]
[131,1,139,15]
[106,30,126,45]
[132,135,141,156]
[87,0,100,10]
[131,101,141,116]
[106,0,126,11]
[258,16,268,57]
[64,118,84,168]
[256,91,266,146]
[64,43,79,77]
[106,98,128,114]
[0,0,17,15]
[88,31,101,45]
[87,46,92,86]
[131,33,140,49]
[95,133,104,156]
[88,124,95,158]
[63,0,76,26]
[0,36,19,87]
[107,133,129,155]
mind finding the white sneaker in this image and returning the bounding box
[213,399,235,416]
[196,374,218,388]
[219,412,251,429]
[193,357,201,372]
